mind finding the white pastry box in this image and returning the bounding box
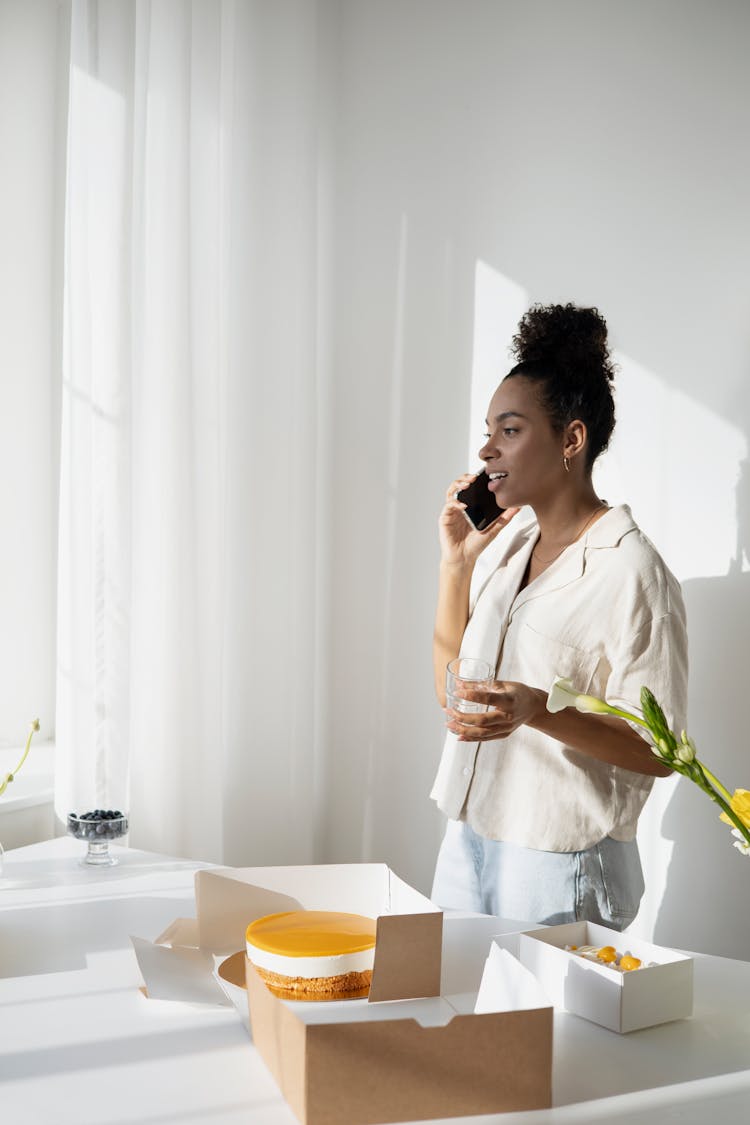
[518,920,693,1033]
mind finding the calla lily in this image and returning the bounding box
[546,677,582,713]
[546,677,619,716]
[546,677,648,726]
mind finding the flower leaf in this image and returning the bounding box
[640,687,676,748]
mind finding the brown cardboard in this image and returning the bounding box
[304,1007,552,1125]
[246,959,308,1123]
[246,958,552,1125]
[369,912,442,1002]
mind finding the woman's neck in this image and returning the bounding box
[531,483,608,549]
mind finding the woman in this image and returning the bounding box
[430,303,687,927]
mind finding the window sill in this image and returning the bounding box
[0,741,55,815]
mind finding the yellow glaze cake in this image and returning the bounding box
[245,910,377,1001]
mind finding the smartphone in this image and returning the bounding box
[455,472,505,531]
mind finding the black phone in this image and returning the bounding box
[456,472,505,531]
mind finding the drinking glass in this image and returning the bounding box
[446,657,493,713]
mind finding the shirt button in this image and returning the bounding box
[462,767,471,776]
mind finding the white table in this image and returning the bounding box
[1,839,748,1125]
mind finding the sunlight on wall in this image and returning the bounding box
[470,258,748,940]
[468,261,529,467]
[595,355,748,581]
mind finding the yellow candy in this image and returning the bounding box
[619,954,642,971]
[596,945,617,963]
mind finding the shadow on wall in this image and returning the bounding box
[655,437,750,960]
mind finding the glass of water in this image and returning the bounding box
[446,657,493,713]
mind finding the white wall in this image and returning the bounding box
[322,0,750,959]
[0,0,67,747]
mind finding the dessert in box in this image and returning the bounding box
[193,863,441,1002]
[245,910,377,1000]
[190,864,553,1125]
[518,920,693,1033]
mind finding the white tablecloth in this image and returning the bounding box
[0,838,748,1124]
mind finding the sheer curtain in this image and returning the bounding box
[56,0,331,864]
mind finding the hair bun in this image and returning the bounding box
[511,303,613,384]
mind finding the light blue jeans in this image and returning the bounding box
[431,819,644,930]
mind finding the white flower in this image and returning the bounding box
[546,676,613,716]
[676,742,695,764]
[731,829,750,857]
[546,677,579,713]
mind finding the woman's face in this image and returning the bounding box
[478,375,566,509]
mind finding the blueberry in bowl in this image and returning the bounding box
[67,809,129,865]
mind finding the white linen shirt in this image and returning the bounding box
[430,504,688,852]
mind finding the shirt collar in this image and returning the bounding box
[584,503,638,549]
[505,504,636,617]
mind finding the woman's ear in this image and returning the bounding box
[563,419,588,461]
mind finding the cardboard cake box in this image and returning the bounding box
[142,864,554,1125]
[518,920,693,1034]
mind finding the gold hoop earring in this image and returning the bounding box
[563,456,571,473]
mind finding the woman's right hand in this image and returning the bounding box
[439,473,519,568]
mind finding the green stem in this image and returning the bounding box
[0,721,39,795]
[696,760,732,803]
[605,694,750,850]
[602,705,651,731]
[692,768,750,846]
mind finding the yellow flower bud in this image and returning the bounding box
[719,789,750,831]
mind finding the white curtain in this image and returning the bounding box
[56,0,330,864]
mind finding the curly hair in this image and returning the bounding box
[507,303,616,467]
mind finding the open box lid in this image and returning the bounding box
[194,863,443,1002]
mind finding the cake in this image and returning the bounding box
[245,910,377,1000]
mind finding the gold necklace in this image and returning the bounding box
[532,503,609,566]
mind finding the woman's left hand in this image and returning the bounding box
[445,681,545,741]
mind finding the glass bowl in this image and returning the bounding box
[67,810,129,866]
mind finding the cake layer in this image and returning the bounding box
[253,964,373,1001]
[245,942,375,978]
[246,910,377,981]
